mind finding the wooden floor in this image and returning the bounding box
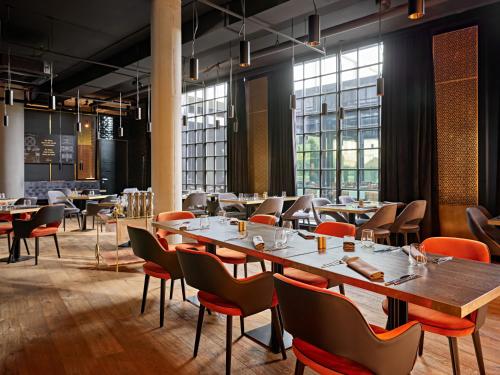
[0,219,499,375]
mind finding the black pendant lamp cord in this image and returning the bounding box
[240,0,246,39]
[192,0,199,58]
[313,0,318,14]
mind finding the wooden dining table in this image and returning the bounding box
[318,201,404,224]
[0,198,18,205]
[152,217,500,355]
[487,216,500,226]
[218,196,300,217]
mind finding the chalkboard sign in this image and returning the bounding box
[24,133,75,164]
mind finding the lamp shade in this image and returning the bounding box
[239,40,251,67]
[77,121,82,133]
[182,115,187,126]
[228,104,235,119]
[136,106,142,121]
[308,14,321,46]
[290,94,296,110]
[189,57,199,81]
[408,0,425,20]
[49,95,56,110]
[321,102,328,115]
[377,77,384,96]
[119,127,124,137]
[4,89,14,106]
[3,114,8,127]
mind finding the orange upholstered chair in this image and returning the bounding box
[216,214,277,278]
[274,274,421,375]
[382,237,490,375]
[283,222,356,292]
[155,211,206,252]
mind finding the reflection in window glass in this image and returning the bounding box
[294,42,381,201]
[182,83,227,191]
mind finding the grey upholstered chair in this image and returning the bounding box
[281,195,313,229]
[338,195,370,225]
[338,195,355,204]
[466,207,500,256]
[218,193,246,219]
[478,205,493,219]
[356,204,397,245]
[47,190,81,231]
[123,187,139,194]
[182,192,207,216]
[390,200,427,245]
[311,198,349,224]
[252,197,284,218]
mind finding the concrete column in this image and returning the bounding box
[150,0,182,214]
[0,103,25,197]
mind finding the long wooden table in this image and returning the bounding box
[153,217,500,354]
[487,216,500,226]
[0,198,18,205]
[219,196,299,217]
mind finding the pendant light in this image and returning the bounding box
[189,1,199,80]
[96,104,100,139]
[228,43,235,119]
[49,62,56,110]
[239,0,251,67]
[118,92,124,137]
[135,63,142,120]
[4,49,14,106]
[338,106,345,120]
[376,0,384,97]
[290,19,297,111]
[146,85,152,133]
[76,89,82,132]
[321,102,328,115]
[307,0,320,46]
[182,80,187,127]
[408,0,424,20]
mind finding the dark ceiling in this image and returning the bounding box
[1,0,499,107]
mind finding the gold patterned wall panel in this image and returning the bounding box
[433,26,478,237]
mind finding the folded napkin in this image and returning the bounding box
[252,235,265,250]
[229,218,239,225]
[344,256,384,281]
[402,246,426,262]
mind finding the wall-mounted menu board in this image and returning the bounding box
[24,133,75,164]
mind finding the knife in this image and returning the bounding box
[385,274,414,286]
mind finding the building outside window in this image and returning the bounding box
[294,42,382,202]
[182,83,227,192]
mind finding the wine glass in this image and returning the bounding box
[409,243,427,266]
[360,229,375,248]
[274,228,288,249]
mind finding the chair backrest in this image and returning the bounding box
[311,198,330,224]
[249,214,277,226]
[86,202,112,216]
[356,204,397,238]
[478,205,492,219]
[14,197,38,205]
[315,222,356,237]
[123,188,139,194]
[127,226,183,279]
[155,211,196,238]
[218,192,245,212]
[339,195,355,204]
[100,194,118,203]
[252,197,284,217]
[274,274,421,375]
[177,248,274,316]
[13,205,65,237]
[47,190,66,205]
[422,236,490,263]
[466,207,500,256]
[391,200,427,232]
[282,195,313,220]
[182,192,207,210]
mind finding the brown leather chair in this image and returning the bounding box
[177,247,286,375]
[390,200,427,245]
[128,226,185,327]
[466,207,500,256]
[10,205,64,265]
[356,204,397,245]
[274,274,421,375]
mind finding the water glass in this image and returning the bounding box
[360,229,375,248]
[283,221,293,230]
[408,243,427,266]
[281,191,287,197]
[199,215,210,229]
[238,193,244,200]
[217,209,227,224]
[274,228,288,249]
[253,193,259,200]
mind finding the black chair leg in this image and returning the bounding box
[448,337,460,375]
[419,331,425,356]
[53,235,61,258]
[92,216,95,229]
[63,215,66,232]
[8,237,18,263]
[194,305,205,357]
[226,315,233,375]
[271,307,287,360]
[7,235,11,254]
[76,214,81,230]
[239,316,245,336]
[338,284,345,295]
[260,260,266,272]
[169,279,175,300]
[159,279,166,327]
[294,359,305,375]
[35,237,39,265]
[244,263,248,278]
[180,279,186,301]
[472,331,486,375]
[233,264,237,278]
[23,238,30,255]
[141,274,150,314]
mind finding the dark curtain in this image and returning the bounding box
[268,63,296,196]
[227,79,249,193]
[478,17,500,215]
[380,29,440,237]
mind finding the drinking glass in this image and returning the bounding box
[274,228,288,249]
[199,215,210,229]
[283,221,293,230]
[408,243,427,266]
[281,191,287,197]
[217,209,227,224]
[360,229,375,248]
[253,193,259,200]
[238,193,244,200]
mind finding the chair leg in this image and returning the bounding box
[233,264,238,278]
[403,232,408,246]
[76,214,81,230]
[53,235,61,258]
[8,237,18,263]
[23,238,30,255]
[239,317,245,336]
[418,331,425,356]
[35,237,39,265]
[92,216,95,229]
[7,234,11,253]
[260,260,266,272]
[63,215,66,232]
[194,305,205,357]
[141,274,150,314]
[448,337,461,375]
[294,359,305,375]
[244,263,248,278]
[416,230,421,243]
[226,315,233,375]
[271,307,287,360]
[338,284,345,295]
[180,279,186,301]
[472,331,486,375]
[169,279,175,300]
[160,279,166,327]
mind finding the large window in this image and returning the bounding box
[294,42,382,202]
[182,83,227,192]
